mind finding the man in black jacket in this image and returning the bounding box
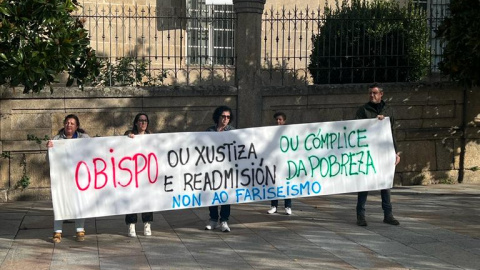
[355,83,401,226]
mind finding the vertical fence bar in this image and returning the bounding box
[74,3,440,87]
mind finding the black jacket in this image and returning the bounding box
[355,100,398,152]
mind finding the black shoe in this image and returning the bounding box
[356,215,367,226]
[383,215,400,225]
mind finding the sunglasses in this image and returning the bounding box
[220,115,231,119]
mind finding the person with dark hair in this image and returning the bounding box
[355,83,401,227]
[267,112,293,215]
[204,106,235,232]
[46,114,90,243]
[210,105,235,131]
[124,113,154,237]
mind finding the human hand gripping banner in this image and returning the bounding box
[48,118,396,220]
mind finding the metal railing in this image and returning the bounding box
[261,4,448,85]
[75,3,448,86]
[75,3,236,86]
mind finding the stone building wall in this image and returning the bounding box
[1,83,479,201]
[262,83,480,186]
[0,86,237,201]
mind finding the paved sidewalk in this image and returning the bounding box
[0,184,479,270]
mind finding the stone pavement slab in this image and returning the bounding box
[0,183,479,269]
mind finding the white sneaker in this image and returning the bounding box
[285,207,292,215]
[267,206,277,214]
[144,222,151,236]
[205,220,218,230]
[221,221,230,232]
[128,223,136,237]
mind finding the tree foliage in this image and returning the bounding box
[0,0,100,93]
[90,58,168,87]
[436,0,480,88]
[309,0,429,84]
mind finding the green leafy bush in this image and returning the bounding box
[309,0,429,84]
[17,154,30,189]
[436,0,480,87]
[88,57,167,87]
[0,0,100,93]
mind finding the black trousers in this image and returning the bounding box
[125,212,153,224]
[209,205,230,222]
[271,199,292,208]
[356,189,393,217]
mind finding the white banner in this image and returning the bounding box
[49,118,395,220]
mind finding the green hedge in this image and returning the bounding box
[437,0,480,88]
[309,0,429,84]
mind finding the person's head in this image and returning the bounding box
[212,106,234,127]
[132,113,150,134]
[368,83,384,104]
[60,114,84,137]
[273,112,286,125]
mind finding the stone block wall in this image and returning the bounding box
[0,86,237,201]
[1,82,479,201]
[261,83,480,186]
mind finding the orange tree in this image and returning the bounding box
[0,0,100,93]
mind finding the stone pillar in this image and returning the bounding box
[233,0,266,128]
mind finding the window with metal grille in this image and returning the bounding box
[414,0,450,72]
[413,0,428,10]
[186,0,235,65]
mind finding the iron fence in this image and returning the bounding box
[75,3,236,86]
[75,3,448,86]
[261,3,449,85]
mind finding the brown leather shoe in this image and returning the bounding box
[76,231,85,242]
[52,232,62,243]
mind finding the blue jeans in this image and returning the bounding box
[54,219,85,233]
[271,199,292,208]
[356,189,393,217]
[209,205,230,222]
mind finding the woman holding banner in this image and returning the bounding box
[47,114,90,244]
[204,106,235,232]
[124,113,154,237]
